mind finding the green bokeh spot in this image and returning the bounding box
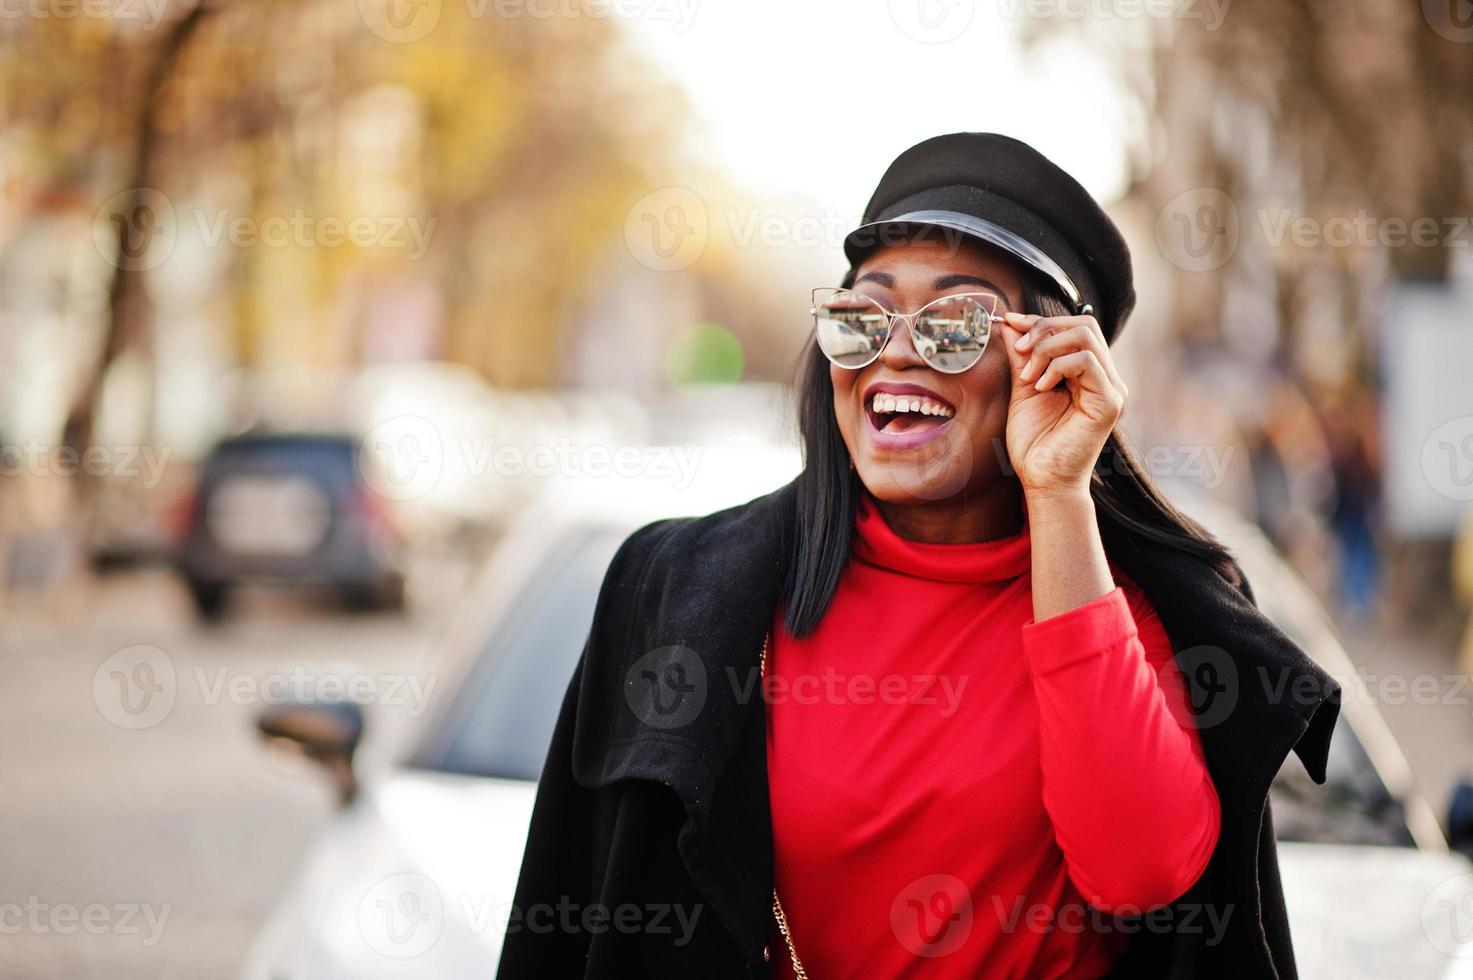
[664,322,744,385]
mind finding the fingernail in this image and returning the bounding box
[1014,331,1033,351]
[1034,378,1047,391]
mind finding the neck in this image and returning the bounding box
[871,480,1026,544]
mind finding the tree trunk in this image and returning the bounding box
[61,0,214,482]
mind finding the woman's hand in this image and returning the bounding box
[999,311,1126,498]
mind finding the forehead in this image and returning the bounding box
[853,234,1024,287]
[852,234,1024,305]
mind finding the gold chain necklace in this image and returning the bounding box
[760,632,810,979]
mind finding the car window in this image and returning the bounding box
[416,526,627,781]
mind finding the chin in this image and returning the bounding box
[856,456,975,505]
[850,416,980,504]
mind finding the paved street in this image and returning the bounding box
[0,570,444,980]
[6,562,1473,980]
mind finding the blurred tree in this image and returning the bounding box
[1030,2,1473,375]
[1,0,691,467]
[60,0,215,471]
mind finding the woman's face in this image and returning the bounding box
[831,236,1025,505]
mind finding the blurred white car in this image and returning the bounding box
[241,464,1473,980]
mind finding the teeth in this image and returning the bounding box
[869,392,954,418]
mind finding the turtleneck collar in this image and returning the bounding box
[852,491,1032,584]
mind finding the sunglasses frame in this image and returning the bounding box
[810,287,1002,374]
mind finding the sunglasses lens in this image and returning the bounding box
[814,289,888,368]
[913,295,992,373]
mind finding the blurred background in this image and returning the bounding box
[5,0,1473,977]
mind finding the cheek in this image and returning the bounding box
[831,367,860,421]
[957,349,1011,417]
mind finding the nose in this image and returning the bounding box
[877,314,927,369]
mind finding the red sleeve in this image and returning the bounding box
[1020,583,1221,913]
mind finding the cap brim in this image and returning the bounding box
[843,209,1089,314]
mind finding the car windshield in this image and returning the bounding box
[414,525,626,781]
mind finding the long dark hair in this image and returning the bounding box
[781,268,1241,638]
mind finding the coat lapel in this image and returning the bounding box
[569,482,796,972]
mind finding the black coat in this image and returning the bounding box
[497,480,1342,979]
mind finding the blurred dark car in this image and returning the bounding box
[176,432,404,618]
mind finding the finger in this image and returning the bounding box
[1032,350,1120,405]
[998,321,1032,383]
[1019,322,1126,395]
[1018,325,1100,383]
[1007,313,1105,353]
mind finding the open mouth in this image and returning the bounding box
[865,389,956,436]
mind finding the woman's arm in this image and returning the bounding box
[1025,487,1115,620]
[1021,580,1222,912]
[999,313,1220,910]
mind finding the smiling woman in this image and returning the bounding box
[498,134,1341,980]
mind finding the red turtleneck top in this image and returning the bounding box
[765,495,1220,978]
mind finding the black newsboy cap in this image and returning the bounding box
[844,133,1136,342]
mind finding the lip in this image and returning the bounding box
[861,381,956,452]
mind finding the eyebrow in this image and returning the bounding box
[854,271,1016,308]
[933,273,1015,308]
